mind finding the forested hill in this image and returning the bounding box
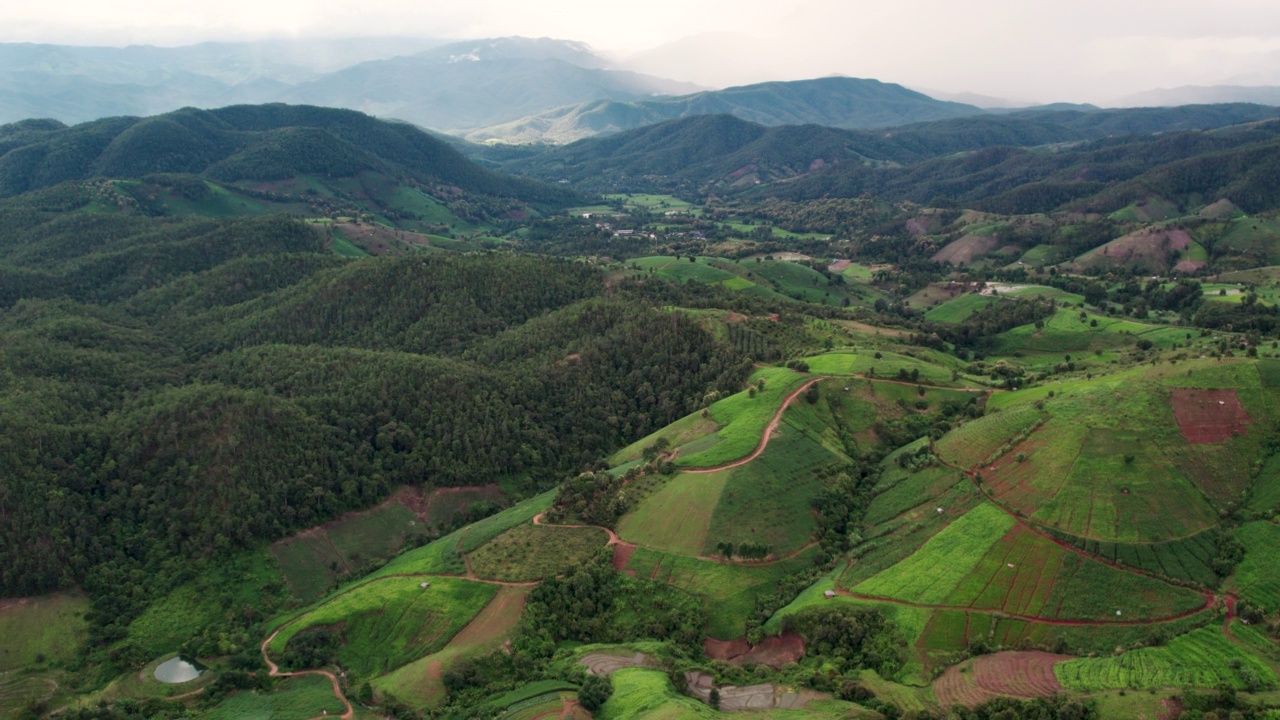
[0,104,577,205]
[0,198,749,651]
[762,117,1280,216]
[490,104,1280,193]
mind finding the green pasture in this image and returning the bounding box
[1232,522,1280,609]
[373,491,554,579]
[272,499,431,602]
[674,367,812,468]
[610,410,720,466]
[854,503,1014,604]
[0,593,87,673]
[924,293,1003,323]
[627,546,819,640]
[197,674,345,720]
[617,470,730,556]
[270,576,496,679]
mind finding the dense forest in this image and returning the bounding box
[0,207,749,651]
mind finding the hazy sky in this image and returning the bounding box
[5,0,1280,102]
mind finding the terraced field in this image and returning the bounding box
[1055,627,1277,691]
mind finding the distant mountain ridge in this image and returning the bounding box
[1117,85,1280,108]
[492,104,1280,194]
[461,77,985,143]
[0,36,702,132]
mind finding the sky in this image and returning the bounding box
[4,0,1280,103]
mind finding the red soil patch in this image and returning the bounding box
[1170,388,1251,444]
[612,542,638,577]
[934,651,1071,709]
[1174,259,1207,273]
[828,259,852,272]
[704,633,805,668]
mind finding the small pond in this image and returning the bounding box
[153,656,203,684]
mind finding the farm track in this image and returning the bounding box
[260,628,353,720]
[532,512,817,567]
[936,451,1213,591]
[838,588,1214,627]
[684,377,825,474]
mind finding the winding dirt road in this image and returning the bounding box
[260,628,354,720]
[684,377,825,474]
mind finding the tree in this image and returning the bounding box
[709,687,721,710]
[579,675,613,712]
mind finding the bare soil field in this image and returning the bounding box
[1170,388,1251,444]
[704,633,805,668]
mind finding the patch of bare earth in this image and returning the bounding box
[828,259,852,272]
[704,634,805,668]
[580,652,651,676]
[612,543,637,577]
[934,652,1072,709]
[1170,388,1251,444]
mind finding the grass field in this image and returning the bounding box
[943,526,1206,621]
[617,470,731,556]
[704,425,840,555]
[1055,627,1276,691]
[610,411,720,466]
[468,524,608,582]
[373,491,554,580]
[1232,522,1280,609]
[802,351,859,376]
[0,670,64,720]
[270,577,496,679]
[854,504,1015,604]
[272,499,433,602]
[1250,455,1280,513]
[127,552,282,660]
[866,462,966,527]
[374,586,528,708]
[0,593,87,672]
[924,293,1003,323]
[197,674,345,720]
[935,405,1044,471]
[628,546,819,640]
[674,367,812,468]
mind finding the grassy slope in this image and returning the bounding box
[0,593,88,673]
[269,577,497,679]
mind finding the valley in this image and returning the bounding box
[2,95,1280,720]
